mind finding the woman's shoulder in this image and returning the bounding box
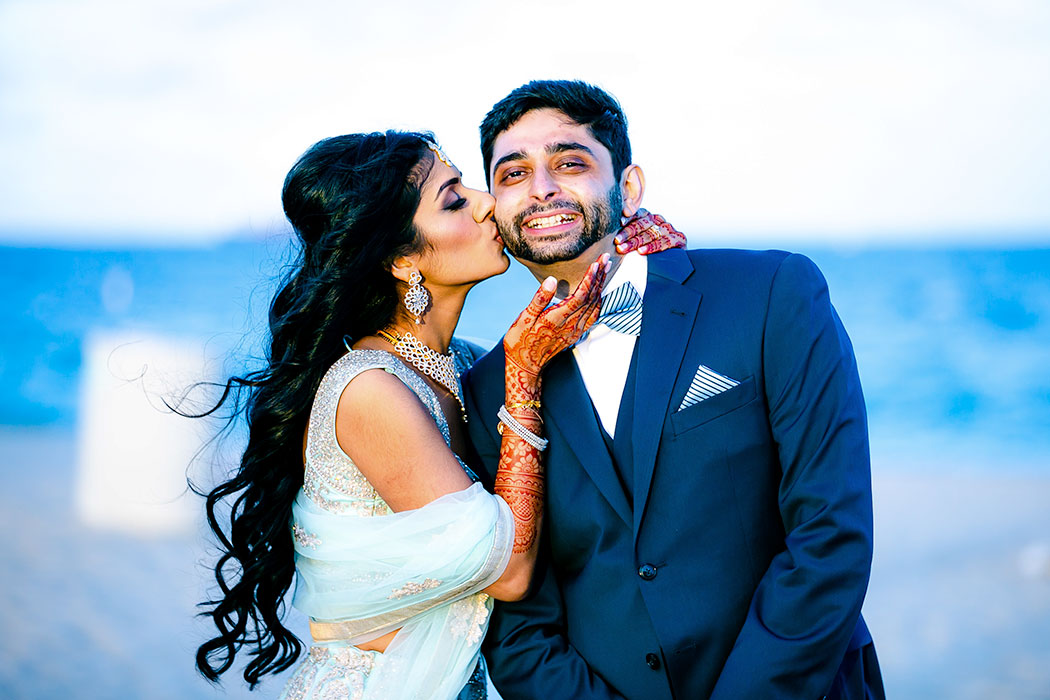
[322,348,450,433]
[312,349,416,415]
[319,348,406,391]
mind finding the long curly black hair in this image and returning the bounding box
[193,131,435,687]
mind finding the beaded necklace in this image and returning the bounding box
[377,329,466,422]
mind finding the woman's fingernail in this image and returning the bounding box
[543,277,556,291]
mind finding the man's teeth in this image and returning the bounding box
[525,213,576,229]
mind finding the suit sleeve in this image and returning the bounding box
[709,254,874,699]
[462,363,626,700]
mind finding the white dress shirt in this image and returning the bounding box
[572,251,648,438]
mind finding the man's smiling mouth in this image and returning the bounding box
[524,213,579,230]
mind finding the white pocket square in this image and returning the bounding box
[678,365,741,411]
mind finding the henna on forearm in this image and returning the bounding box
[496,371,544,553]
[495,256,607,556]
[505,365,541,400]
[494,433,544,553]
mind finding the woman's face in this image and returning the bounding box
[408,153,509,290]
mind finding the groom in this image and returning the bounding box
[462,80,884,699]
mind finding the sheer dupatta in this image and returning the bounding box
[291,482,514,699]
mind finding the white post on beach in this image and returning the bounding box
[75,329,214,536]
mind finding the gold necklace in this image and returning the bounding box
[377,329,466,422]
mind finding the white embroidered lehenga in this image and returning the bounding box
[279,346,513,700]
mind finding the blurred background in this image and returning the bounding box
[1,0,1048,698]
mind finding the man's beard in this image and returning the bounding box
[496,185,622,265]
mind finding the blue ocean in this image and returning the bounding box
[3,238,1050,700]
[3,239,1049,471]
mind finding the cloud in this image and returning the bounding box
[0,0,1048,245]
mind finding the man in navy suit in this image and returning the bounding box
[463,80,884,700]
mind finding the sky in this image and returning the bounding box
[0,0,1048,247]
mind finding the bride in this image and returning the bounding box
[193,130,681,699]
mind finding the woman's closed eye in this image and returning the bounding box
[445,196,468,211]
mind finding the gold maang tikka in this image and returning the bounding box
[425,140,454,169]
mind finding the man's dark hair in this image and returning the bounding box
[480,79,631,187]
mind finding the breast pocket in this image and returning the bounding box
[669,376,757,436]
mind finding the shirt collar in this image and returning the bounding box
[604,250,648,299]
[551,249,649,302]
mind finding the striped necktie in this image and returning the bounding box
[594,282,643,336]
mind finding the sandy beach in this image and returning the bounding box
[2,426,1048,699]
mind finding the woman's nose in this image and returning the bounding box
[472,190,496,224]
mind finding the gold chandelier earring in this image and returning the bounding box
[403,270,430,324]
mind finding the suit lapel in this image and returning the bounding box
[544,352,632,527]
[632,249,701,535]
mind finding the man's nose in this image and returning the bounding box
[528,168,559,202]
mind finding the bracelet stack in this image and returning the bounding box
[505,399,542,411]
[497,404,548,451]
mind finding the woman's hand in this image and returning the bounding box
[489,256,607,572]
[614,209,686,255]
[503,255,609,396]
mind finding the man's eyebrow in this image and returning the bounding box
[548,141,595,157]
[492,151,527,174]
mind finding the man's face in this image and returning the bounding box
[489,108,622,265]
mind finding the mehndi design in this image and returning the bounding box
[614,208,686,255]
[496,257,607,552]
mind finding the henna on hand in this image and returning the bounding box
[614,208,686,255]
[495,256,608,554]
[503,256,608,381]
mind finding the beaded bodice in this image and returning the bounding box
[301,345,477,517]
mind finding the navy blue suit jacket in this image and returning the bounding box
[462,248,879,699]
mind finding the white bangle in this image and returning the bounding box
[497,404,549,451]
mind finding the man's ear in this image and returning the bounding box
[619,164,645,218]
[389,255,417,284]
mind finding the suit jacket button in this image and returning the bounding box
[638,564,658,580]
[646,653,661,670]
